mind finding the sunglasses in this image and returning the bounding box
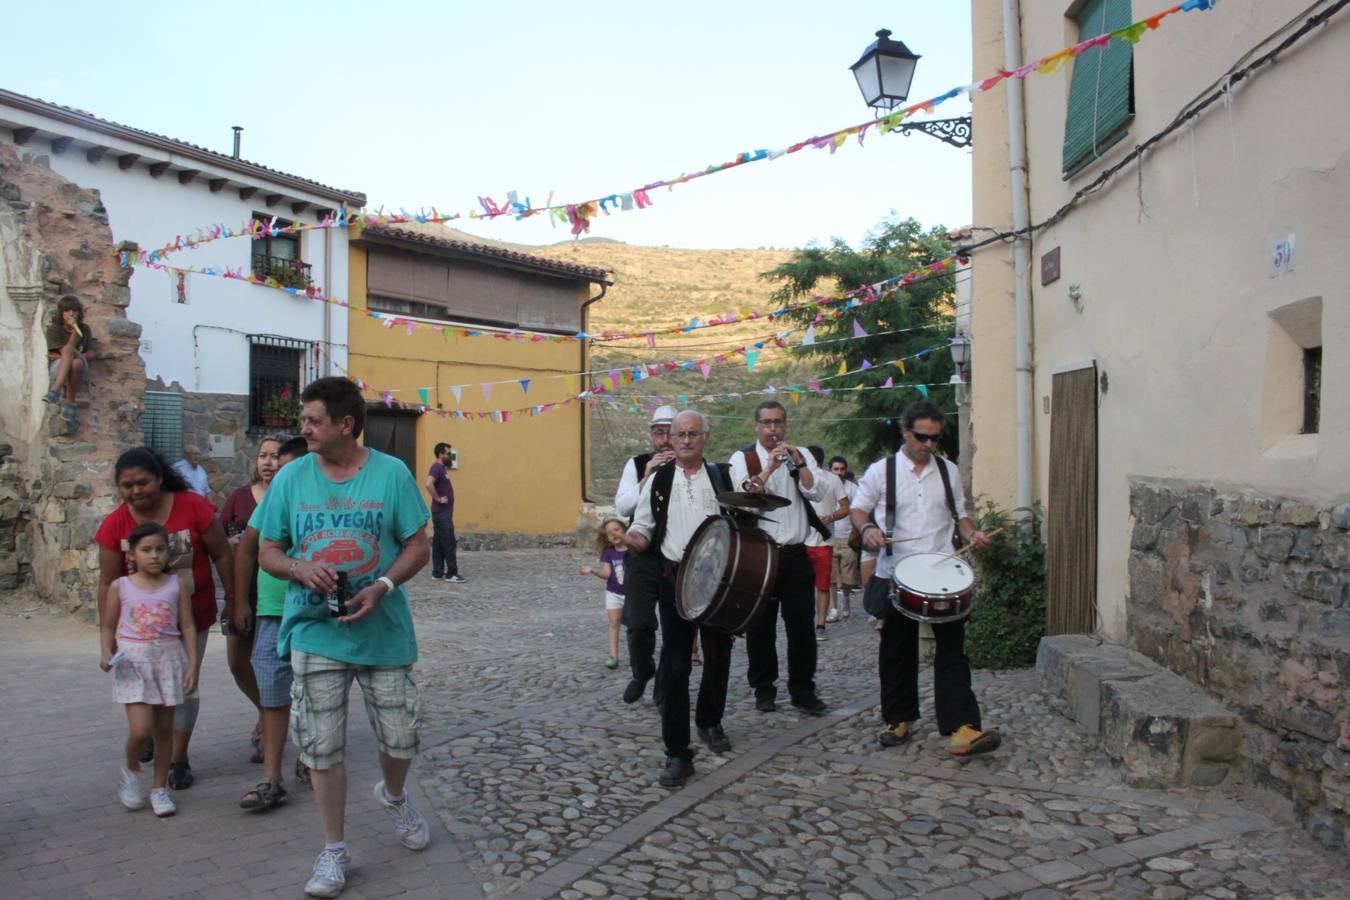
[908,432,942,444]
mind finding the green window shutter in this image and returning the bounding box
[1063,0,1134,177]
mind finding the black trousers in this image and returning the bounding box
[622,550,662,687]
[745,543,817,702]
[867,576,982,734]
[431,511,458,578]
[657,582,733,760]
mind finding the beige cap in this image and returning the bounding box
[649,405,678,427]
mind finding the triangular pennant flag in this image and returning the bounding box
[853,320,868,339]
[417,388,429,406]
[895,359,907,375]
[916,384,929,397]
[802,324,816,346]
[405,322,416,336]
[883,376,894,388]
[699,363,712,380]
[861,359,873,370]
[450,385,462,404]
[481,383,493,403]
[837,361,847,376]
[519,379,531,394]
[745,351,760,371]
[382,391,394,408]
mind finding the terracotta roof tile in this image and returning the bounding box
[364,224,612,283]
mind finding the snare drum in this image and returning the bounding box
[675,515,779,634]
[890,551,976,624]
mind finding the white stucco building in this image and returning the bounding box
[0,88,364,482]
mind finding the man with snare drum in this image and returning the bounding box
[850,400,999,756]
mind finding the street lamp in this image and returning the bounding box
[948,333,971,382]
[850,29,973,149]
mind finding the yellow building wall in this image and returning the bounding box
[347,244,589,535]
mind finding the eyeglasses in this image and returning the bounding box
[909,432,942,444]
[756,418,786,427]
[672,431,706,441]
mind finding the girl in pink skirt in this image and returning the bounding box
[100,522,199,817]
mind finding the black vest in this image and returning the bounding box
[646,460,731,556]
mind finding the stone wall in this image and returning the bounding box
[0,142,146,617]
[1128,478,1350,851]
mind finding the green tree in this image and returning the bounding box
[760,217,958,462]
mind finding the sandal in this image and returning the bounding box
[239,780,288,811]
[167,762,194,790]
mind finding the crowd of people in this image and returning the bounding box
[92,370,999,898]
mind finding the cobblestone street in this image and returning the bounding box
[2,548,1345,899]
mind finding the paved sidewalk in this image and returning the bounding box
[0,614,478,899]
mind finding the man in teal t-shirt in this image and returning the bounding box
[256,377,431,899]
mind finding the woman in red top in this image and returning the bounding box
[96,447,235,790]
[218,435,283,763]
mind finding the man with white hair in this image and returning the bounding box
[614,405,678,705]
[173,445,210,497]
[627,410,736,787]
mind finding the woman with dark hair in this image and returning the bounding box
[44,295,90,428]
[95,447,236,790]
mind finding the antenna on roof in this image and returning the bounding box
[231,126,243,160]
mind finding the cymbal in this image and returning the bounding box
[717,491,790,512]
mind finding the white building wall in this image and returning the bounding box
[5,109,349,394]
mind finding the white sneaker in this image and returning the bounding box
[118,767,146,810]
[445,574,467,584]
[825,607,839,623]
[149,787,176,817]
[374,781,431,850]
[305,848,352,898]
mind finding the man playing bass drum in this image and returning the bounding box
[850,400,999,756]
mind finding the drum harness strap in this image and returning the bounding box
[741,445,832,543]
[933,454,965,550]
[648,459,733,558]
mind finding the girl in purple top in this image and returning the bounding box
[579,517,627,670]
[100,522,199,818]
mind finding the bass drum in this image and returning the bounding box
[675,515,779,634]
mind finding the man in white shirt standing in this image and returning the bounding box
[614,406,677,705]
[172,444,210,497]
[850,400,998,757]
[730,401,830,716]
[827,456,859,621]
[803,446,849,640]
[627,410,736,787]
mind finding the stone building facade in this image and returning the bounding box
[0,143,145,616]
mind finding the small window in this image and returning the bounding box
[368,294,450,322]
[250,213,312,289]
[248,335,317,431]
[141,391,183,462]
[1063,0,1134,177]
[1302,346,1321,434]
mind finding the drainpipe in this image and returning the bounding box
[1003,0,1034,515]
[579,282,609,503]
[322,205,341,377]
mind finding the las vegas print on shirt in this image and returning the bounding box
[291,495,386,608]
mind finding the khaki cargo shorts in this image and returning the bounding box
[289,650,422,770]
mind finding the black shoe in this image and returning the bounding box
[791,694,828,717]
[697,725,732,754]
[755,693,776,713]
[658,756,695,787]
[623,678,648,704]
[167,762,194,790]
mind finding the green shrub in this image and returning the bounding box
[965,502,1046,669]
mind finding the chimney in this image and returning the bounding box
[231,126,243,160]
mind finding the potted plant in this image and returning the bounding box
[260,388,300,427]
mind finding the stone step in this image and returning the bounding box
[1037,635,1242,789]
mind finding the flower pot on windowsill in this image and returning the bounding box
[261,415,288,427]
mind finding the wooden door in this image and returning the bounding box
[364,407,420,477]
[1047,364,1098,634]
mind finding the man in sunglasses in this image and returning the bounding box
[850,400,999,757]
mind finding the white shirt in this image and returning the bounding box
[851,450,967,581]
[806,469,847,548]
[832,479,858,541]
[172,460,210,497]
[629,464,720,564]
[728,443,823,546]
[614,457,642,518]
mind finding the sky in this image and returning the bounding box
[6,1,974,251]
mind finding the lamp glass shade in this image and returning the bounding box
[850,30,920,111]
[948,334,971,368]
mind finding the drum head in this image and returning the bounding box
[891,552,974,595]
[681,517,732,620]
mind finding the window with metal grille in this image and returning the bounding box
[248,335,318,431]
[1063,0,1134,178]
[250,212,312,289]
[141,391,183,461]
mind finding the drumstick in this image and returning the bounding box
[883,535,922,545]
[949,526,1007,559]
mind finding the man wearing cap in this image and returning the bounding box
[614,406,677,705]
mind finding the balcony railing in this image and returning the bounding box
[251,253,313,290]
